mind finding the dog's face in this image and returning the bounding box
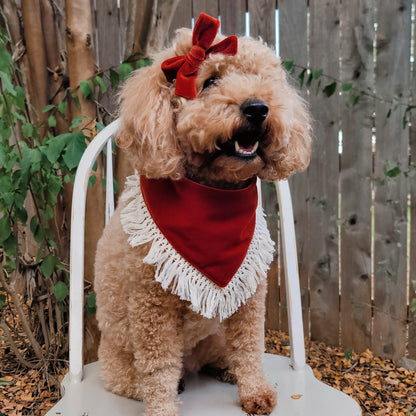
[118,29,311,188]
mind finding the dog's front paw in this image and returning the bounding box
[240,382,277,415]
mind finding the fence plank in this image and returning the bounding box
[409,0,416,360]
[262,182,280,330]
[168,0,193,43]
[307,0,340,346]
[339,0,374,353]
[278,0,309,334]
[219,0,245,36]
[372,0,411,361]
[192,0,219,18]
[95,0,121,119]
[247,0,275,47]
[119,0,136,60]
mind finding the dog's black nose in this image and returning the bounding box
[241,100,269,125]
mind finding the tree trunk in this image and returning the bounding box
[21,0,48,129]
[132,0,181,59]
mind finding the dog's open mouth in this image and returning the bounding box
[219,130,266,160]
[234,140,259,157]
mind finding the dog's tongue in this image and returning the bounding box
[234,140,259,155]
[240,144,254,152]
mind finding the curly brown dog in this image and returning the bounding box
[95,13,311,416]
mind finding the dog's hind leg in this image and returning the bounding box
[224,280,277,415]
[184,332,237,384]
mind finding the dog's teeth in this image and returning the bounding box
[234,141,259,155]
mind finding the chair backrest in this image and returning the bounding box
[68,119,305,383]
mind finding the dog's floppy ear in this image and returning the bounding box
[280,91,312,176]
[116,62,185,180]
[261,87,312,181]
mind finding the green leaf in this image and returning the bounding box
[62,130,86,169]
[0,215,11,243]
[48,115,56,128]
[43,104,55,113]
[96,121,105,132]
[53,281,69,302]
[342,83,352,91]
[0,173,12,192]
[45,133,71,163]
[109,69,120,89]
[46,174,63,194]
[113,178,119,194]
[344,348,353,362]
[0,70,17,96]
[0,294,6,310]
[85,292,96,316]
[348,91,362,107]
[298,68,306,88]
[88,174,97,187]
[71,93,81,110]
[30,215,45,243]
[21,122,34,139]
[14,86,27,111]
[20,144,42,176]
[385,165,401,178]
[2,234,17,256]
[306,72,313,87]
[282,60,294,72]
[93,76,107,93]
[323,81,337,97]
[70,116,90,131]
[41,254,59,278]
[58,99,68,116]
[410,298,416,313]
[80,80,93,99]
[312,69,323,79]
[0,48,12,73]
[13,206,27,224]
[118,62,134,81]
[136,58,152,69]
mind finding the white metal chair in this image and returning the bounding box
[46,119,361,416]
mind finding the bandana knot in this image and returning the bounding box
[161,13,238,99]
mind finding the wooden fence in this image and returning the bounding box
[93,0,416,362]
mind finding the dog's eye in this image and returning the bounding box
[203,76,218,90]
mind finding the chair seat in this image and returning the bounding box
[46,353,361,416]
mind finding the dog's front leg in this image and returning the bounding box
[128,283,183,416]
[224,280,277,415]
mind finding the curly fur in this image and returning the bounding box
[96,27,311,416]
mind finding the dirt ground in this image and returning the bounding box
[0,329,415,415]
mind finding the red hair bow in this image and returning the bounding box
[161,13,238,99]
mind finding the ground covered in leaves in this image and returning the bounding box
[1,329,416,415]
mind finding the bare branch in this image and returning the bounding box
[0,269,45,363]
[0,320,41,369]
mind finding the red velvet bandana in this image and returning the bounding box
[161,13,238,99]
[140,176,257,288]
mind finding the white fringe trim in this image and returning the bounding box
[120,174,275,321]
